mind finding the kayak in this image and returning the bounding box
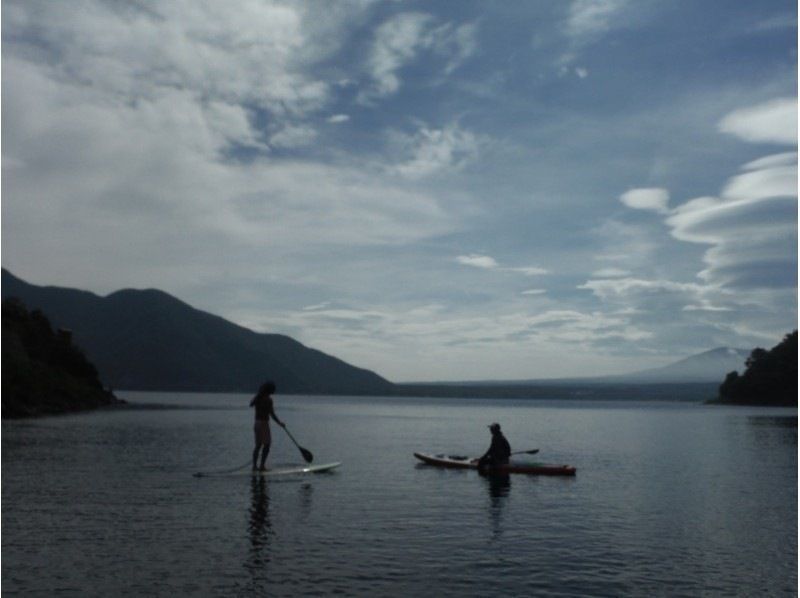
[194,462,341,477]
[413,452,576,476]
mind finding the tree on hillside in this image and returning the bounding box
[717,331,798,406]
[2,298,119,417]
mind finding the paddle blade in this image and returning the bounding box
[299,447,314,463]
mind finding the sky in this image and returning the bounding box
[2,0,797,382]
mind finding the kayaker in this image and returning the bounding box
[477,423,511,469]
[249,381,285,471]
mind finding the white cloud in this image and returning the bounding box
[391,123,480,179]
[579,277,705,300]
[506,267,549,276]
[362,12,434,101]
[575,67,589,78]
[434,21,479,75]
[359,13,478,103]
[457,254,499,269]
[2,1,475,294]
[567,0,630,40]
[742,152,797,171]
[269,124,318,148]
[241,300,657,380]
[619,188,670,213]
[718,97,798,145]
[665,153,797,290]
[592,268,631,278]
[455,255,548,278]
[591,219,661,268]
[302,302,331,311]
[721,164,797,201]
[521,289,547,295]
[327,114,350,124]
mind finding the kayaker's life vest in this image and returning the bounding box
[485,433,511,464]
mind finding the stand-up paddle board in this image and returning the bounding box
[194,462,341,478]
[414,453,575,476]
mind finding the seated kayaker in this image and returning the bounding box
[477,423,511,469]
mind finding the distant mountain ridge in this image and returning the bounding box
[409,347,751,386]
[1,269,393,395]
[1,269,756,400]
[613,347,750,383]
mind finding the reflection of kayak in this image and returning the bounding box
[194,462,341,478]
[413,452,576,476]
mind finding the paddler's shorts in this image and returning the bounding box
[254,420,271,446]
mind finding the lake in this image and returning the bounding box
[2,393,797,596]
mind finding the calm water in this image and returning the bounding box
[3,393,797,596]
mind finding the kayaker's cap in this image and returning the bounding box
[488,423,501,432]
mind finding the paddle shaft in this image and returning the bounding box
[281,425,314,463]
[470,449,538,464]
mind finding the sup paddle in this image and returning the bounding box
[281,425,314,463]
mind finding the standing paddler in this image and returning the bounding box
[249,381,286,471]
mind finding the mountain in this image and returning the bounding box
[1,269,394,395]
[617,347,751,383]
[2,297,121,417]
[410,347,752,387]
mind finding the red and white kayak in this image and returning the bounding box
[414,452,576,476]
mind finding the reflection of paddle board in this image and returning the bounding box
[414,452,576,476]
[194,462,341,478]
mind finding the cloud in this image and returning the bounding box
[666,152,797,290]
[721,163,797,201]
[619,188,670,213]
[327,114,350,124]
[359,13,478,103]
[269,124,318,148]
[521,289,547,295]
[391,123,480,179]
[566,0,630,40]
[592,268,631,278]
[363,13,434,100]
[507,267,549,276]
[718,97,797,145]
[456,255,548,277]
[457,254,499,269]
[591,219,660,267]
[240,299,657,380]
[579,277,705,301]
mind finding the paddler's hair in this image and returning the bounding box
[259,381,276,395]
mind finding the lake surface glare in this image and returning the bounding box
[3,393,797,596]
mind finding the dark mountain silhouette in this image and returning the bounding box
[1,269,394,395]
[2,298,121,417]
[715,331,797,406]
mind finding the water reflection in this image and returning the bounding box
[747,415,798,428]
[481,472,511,542]
[482,472,512,499]
[297,482,314,523]
[746,415,798,448]
[247,477,272,555]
